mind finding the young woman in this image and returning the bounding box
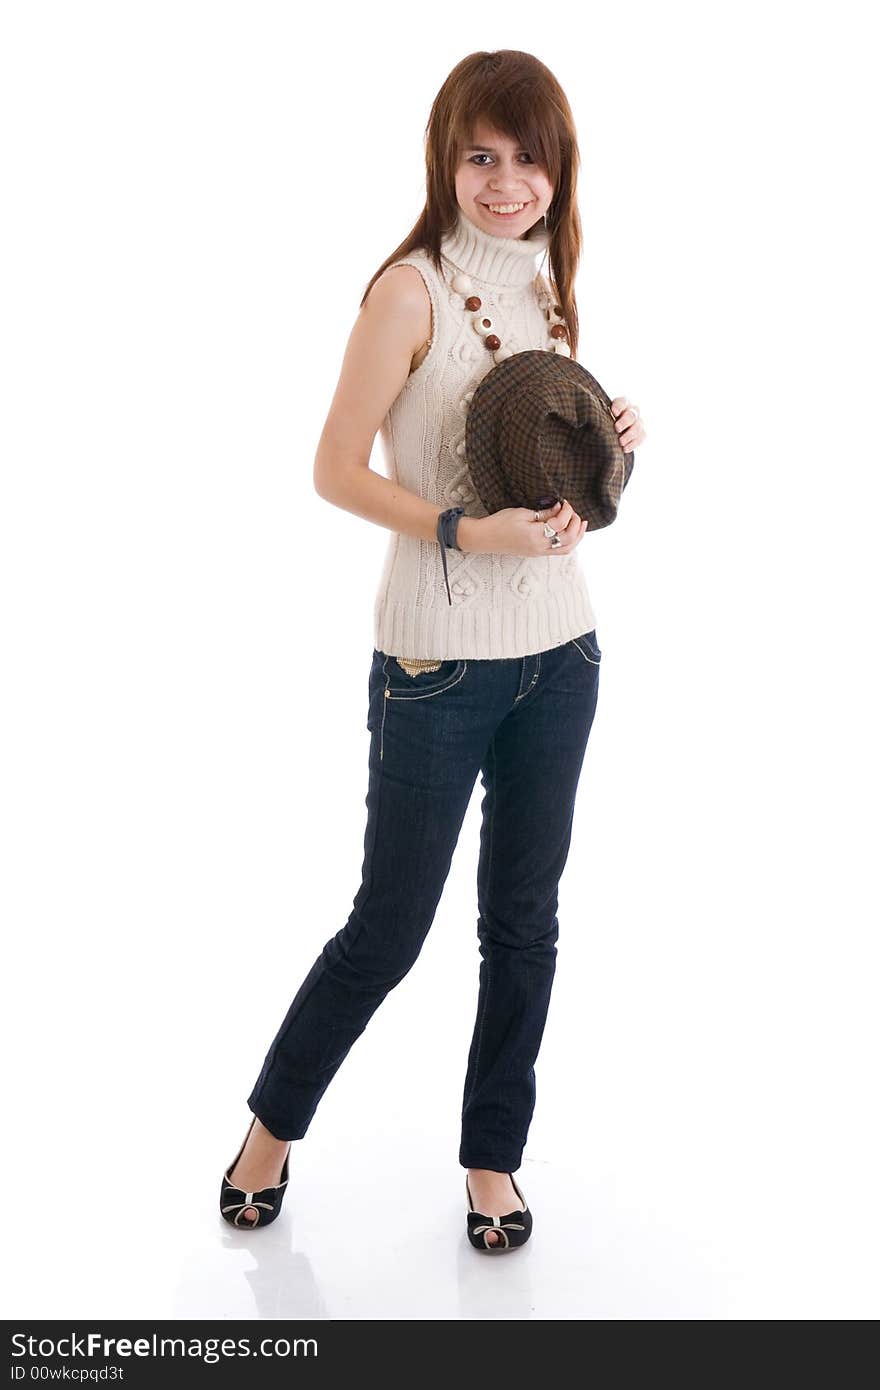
[219,49,645,1251]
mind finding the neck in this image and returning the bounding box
[440,208,550,288]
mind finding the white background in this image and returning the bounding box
[2,0,878,1320]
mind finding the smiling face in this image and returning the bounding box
[454,119,554,239]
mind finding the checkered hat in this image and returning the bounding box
[464,349,635,528]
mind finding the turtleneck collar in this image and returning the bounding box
[440,208,550,288]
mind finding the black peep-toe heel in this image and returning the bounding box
[219,1115,291,1230]
[465,1172,533,1251]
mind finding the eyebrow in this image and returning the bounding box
[464,144,530,153]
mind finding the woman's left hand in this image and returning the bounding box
[611,397,646,453]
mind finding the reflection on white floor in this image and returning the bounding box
[6,748,880,1320]
[168,1140,725,1321]
[10,1098,879,1321]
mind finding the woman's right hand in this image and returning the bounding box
[459,499,587,557]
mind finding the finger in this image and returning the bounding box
[536,501,572,532]
[549,518,585,553]
[523,506,553,529]
[619,426,644,451]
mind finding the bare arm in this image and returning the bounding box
[313,266,583,557]
[313,265,481,549]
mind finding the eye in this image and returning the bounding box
[467,153,535,166]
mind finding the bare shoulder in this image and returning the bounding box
[312,261,434,493]
[366,262,432,340]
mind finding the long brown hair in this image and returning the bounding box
[359,50,584,359]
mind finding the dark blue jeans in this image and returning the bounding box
[247,629,602,1172]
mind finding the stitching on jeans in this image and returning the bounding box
[513,652,541,703]
[380,656,392,759]
[514,659,528,702]
[571,636,601,666]
[384,662,468,700]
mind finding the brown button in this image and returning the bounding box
[481,318,492,328]
[550,323,568,340]
[553,303,563,316]
[465,296,482,310]
[485,334,501,350]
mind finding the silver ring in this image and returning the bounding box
[542,522,557,540]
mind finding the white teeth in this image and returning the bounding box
[487,202,526,214]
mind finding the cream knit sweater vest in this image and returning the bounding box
[372,209,597,660]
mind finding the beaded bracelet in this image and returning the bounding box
[436,506,466,606]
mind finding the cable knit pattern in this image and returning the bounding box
[373,209,597,660]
